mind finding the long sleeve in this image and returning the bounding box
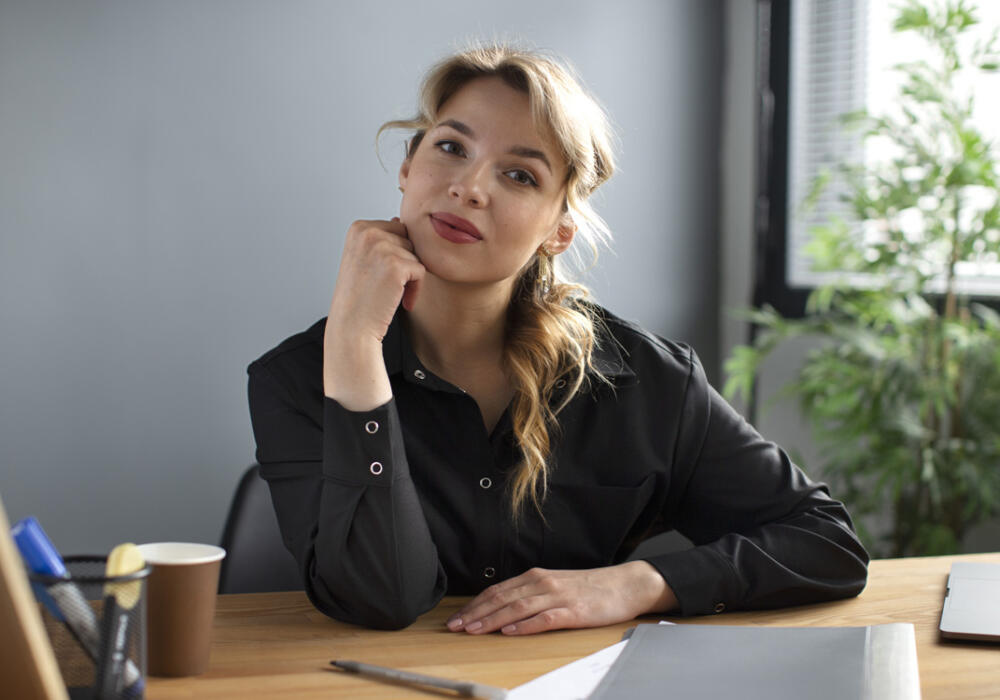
[641,349,869,616]
[247,360,447,629]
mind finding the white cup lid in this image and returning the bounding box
[136,542,226,565]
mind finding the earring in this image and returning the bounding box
[398,186,404,193]
[536,251,554,298]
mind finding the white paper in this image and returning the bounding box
[507,639,627,700]
[507,621,674,700]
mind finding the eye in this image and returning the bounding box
[505,169,538,187]
[435,140,465,157]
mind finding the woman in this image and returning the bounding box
[248,44,868,634]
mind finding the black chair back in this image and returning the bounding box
[218,465,302,594]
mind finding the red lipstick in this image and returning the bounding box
[430,212,483,244]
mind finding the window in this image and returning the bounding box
[757,0,1000,315]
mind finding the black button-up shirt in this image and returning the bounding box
[248,306,868,630]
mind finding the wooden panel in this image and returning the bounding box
[0,500,69,700]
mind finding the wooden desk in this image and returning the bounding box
[148,553,1000,699]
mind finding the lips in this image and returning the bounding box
[430,212,483,244]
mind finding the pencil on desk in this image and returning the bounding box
[330,659,508,699]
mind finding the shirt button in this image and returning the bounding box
[483,567,496,579]
[364,420,379,434]
[413,369,426,380]
[713,602,726,613]
[369,461,383,475]
[479,477,492,489]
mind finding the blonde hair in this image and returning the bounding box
[380,44,617,520]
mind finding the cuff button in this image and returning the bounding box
[713,602,726,613]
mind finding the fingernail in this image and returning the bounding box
[465,621,483,633]
[501,624,517,634]
[447,617,463,631]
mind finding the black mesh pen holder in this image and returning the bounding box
[30,555,151,700]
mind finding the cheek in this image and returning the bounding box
[502,202,561,248]
[401,171,437,208]
[399,192,415,220]
[399,181,428,222]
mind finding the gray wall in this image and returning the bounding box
[0,0,723,554]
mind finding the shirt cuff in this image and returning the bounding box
[643,543,745,616]
[322,396,408,486]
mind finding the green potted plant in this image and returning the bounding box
[725,0,1000,557]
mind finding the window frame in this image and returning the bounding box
[755,0,809,316]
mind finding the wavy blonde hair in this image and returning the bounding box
[380,44,617,520]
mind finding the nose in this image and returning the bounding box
[448,163,490,207]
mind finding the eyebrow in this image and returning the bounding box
[437,119,552,173]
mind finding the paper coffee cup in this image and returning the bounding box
[136,542,226,677]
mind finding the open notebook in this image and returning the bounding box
[0,494,68,700]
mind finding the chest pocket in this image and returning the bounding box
[541,475,655,569]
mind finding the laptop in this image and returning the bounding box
[939,561,1000,642]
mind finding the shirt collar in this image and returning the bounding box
[591,328,636,382]
[380,306,636,384]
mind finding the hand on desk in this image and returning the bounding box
[446,560,678,636]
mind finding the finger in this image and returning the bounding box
[459,568,547,614]
[401,278,421,311]
[448,573,541,629]
[461,594,554,635]
[499,607,574,636]
[348,218,406,237]
[385,217,409,239]
[454,578,561,634]
[345,225,413,263]
[400,261,424,311]
[447,588,520,631]
[353,218,409,245]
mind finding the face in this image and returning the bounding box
[398,76,575,292]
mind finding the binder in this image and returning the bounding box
[589,623,920,699]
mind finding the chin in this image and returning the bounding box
[422,261,479,285]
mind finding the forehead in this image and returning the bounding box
[436,77,563,164]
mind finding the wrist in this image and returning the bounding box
[624,560,678,615]
[323,323,392,410]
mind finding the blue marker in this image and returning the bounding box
[11,516,67,620]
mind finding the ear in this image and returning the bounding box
[398,157,411,190]
[544,214,577,254]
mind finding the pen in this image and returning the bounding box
[95,543,145,700]
[331,659,508,699]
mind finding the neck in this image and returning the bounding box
[406,274,514,376]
